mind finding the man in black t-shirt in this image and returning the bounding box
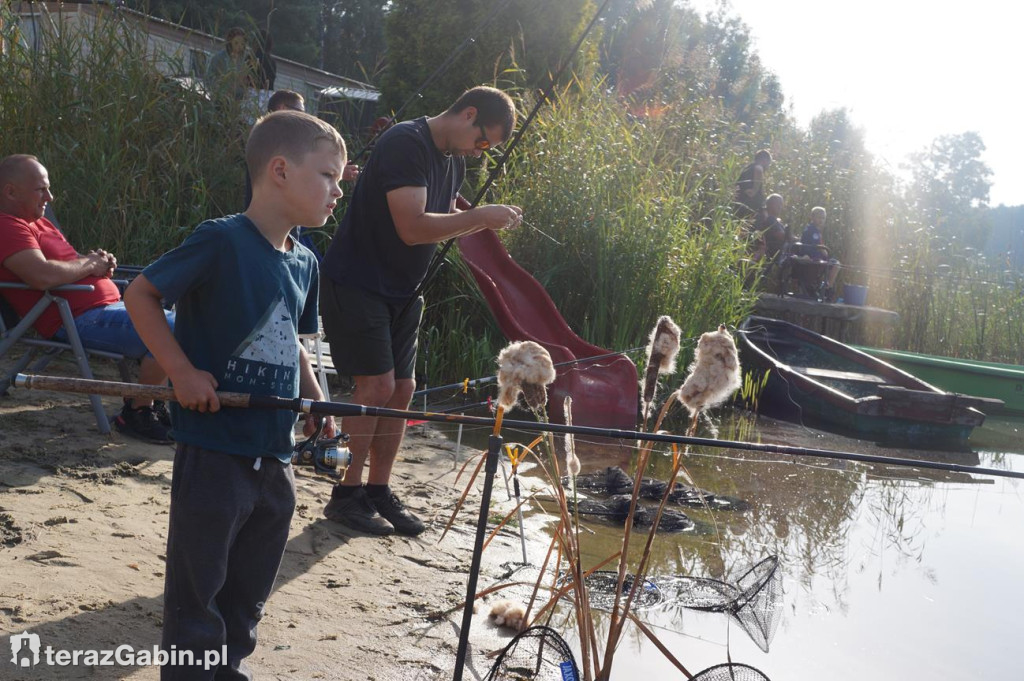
[320,86,522,536]
[734,149,772,219]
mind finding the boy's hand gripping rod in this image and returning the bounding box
[13,374,1024,481]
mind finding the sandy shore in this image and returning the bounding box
[0,358,541,680]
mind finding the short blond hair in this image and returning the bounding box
[246,111,345,183]
[811,206,826,220]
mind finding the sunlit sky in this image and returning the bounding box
[690,0,1022,206]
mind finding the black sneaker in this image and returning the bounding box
[114,404,173,444]
[324,486,394,536]
[153,400,171,428]
[366,486,426,536]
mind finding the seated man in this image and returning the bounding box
[797,206,841,297]
[751,193,787,262]
[0,154,174,442]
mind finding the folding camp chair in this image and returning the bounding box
[299,316,336,398]
[773,241,832,300]
[0,282,132,434]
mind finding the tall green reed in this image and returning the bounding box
[870,220,1024,363]
[0,5,249,264]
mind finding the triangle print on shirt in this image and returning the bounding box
[222,296,299,394]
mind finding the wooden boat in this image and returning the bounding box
[737,317,999,448]
[851,346,1024,416]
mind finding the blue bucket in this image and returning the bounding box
[843,284,868,306]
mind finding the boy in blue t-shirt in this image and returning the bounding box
[798,205,841,296]
[124,110,346,679]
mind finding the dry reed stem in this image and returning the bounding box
[438,450,487,543]
[601,393,677,677]
[524,553,621,629]
[628,613,694,679]
[522,519,562,628]
[424,580,551,622]
[481,490,538,553]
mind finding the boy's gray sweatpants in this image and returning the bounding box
[161,443,295,681]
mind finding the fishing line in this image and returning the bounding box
[733,324,819,434]
[412,345,646,399]
[521,219,563,246]
[838,262,1023,290]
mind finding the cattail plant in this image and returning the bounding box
[496,340,557,415]
[640,315,682,425]
[563,396,581,479]
[676,324,742,436]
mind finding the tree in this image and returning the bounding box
[769,108,874,266]
[907,132,993,248]
[381,0,596,117]
[597,0,785,125]
[321,0,389,81]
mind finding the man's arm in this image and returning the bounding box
[124,274,221,412]
[388,186,522,246]
[3,248,114,290]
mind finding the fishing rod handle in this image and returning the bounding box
[15,374,255,409]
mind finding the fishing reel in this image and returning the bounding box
[292,417,351,479]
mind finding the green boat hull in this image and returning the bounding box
[854,347,1024,415]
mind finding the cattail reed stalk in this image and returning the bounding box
[640,316,681,426]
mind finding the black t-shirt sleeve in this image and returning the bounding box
[376,130,431,194]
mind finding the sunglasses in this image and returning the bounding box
[474,122,493,151]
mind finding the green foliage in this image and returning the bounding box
[0,5,248,263]
[772,108,878,271]
[870,232,1024,364]
[600,1,785,126]
[737,369,770,413]
[129,0,323,66]
[381,0,596,116]
[419,256,505,389]
[985,205,1024,269]
[321,0,390,81]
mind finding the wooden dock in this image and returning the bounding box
[753,294,898,345]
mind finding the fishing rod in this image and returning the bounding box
[15,374,1024,482]
[349,0,517,164]
[412,346,645,398]
[409,0,617,310]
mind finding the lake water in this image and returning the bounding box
[440,409,1024,680]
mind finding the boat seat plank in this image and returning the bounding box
[792,366,886,384]
[877,385,1004,410]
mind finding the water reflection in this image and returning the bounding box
[442,407,1024,679]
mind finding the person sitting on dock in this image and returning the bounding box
[751,193,787,262]
[797,206,841,299]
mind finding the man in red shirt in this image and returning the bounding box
[0,154,173,442]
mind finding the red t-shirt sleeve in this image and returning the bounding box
[0,213,120,338]
[0,213,44,266]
